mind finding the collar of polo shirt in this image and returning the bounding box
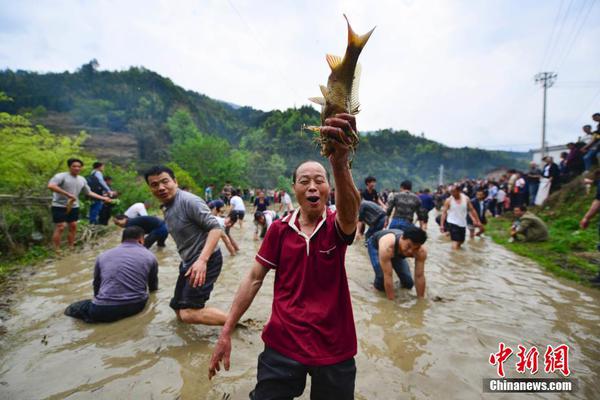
[286,208,328,256]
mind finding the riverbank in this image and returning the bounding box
[486,176,600,284]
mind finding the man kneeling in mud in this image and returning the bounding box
[64,226,158,323]
[367,227,428,299]
[209,114,360,399]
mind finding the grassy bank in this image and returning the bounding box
[486,176,600,284]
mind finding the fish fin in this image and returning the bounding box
[309,96,325,106]
[319,85,328,97]
[326,54,343,71]
[349,63,361,114]
[344,14,376,51]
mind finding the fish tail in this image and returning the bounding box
[344,14,375,51]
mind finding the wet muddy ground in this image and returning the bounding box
[1,223,599,399]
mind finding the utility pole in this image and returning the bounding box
[534,72,557,158]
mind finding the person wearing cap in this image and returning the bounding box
[209,113,361,399]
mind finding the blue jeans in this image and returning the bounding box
[367,236,413,290]
[144,224,168,248]
[584,148,598,171]
[365,216,386,241]
[388,218,416,231]
[528,182,539,205]
[88,200,103,224]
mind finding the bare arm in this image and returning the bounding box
[440,199,450,231]
[47,183,76,200]
[378,234,396,300]
[581,199,600,229]
[414,248,427,298]
[324,114,361,235]
[209,261,269,379]
[220,231,236,256]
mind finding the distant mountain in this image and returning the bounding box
[0,61,528,188]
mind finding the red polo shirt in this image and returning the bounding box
[255,208,356,366]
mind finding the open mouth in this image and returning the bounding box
[306,195,320,206]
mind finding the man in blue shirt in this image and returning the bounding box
[64,226,158,323]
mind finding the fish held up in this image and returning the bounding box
[305,15,375,162]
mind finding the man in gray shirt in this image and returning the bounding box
[356,200,387,242]
[64,226,158,323]
[47,158,112,251]
[145,165,227,326]
[386,180,427,231]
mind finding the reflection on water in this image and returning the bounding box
[1,223,599,399]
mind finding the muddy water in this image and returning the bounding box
[1,222,599,399]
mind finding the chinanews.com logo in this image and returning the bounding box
[483,342,577,393]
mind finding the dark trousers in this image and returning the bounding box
[64,299,147,323]
[364,216,386,241]
[250,347,356,400]
[144,224,168,248]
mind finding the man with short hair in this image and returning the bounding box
[367,227,428,299]
[145,165,227,325]
[87,162,115,224]
[209,114,361,399]
[64,226,158,323]
[525,162,542,205]
[468,189,488,238]
[47,158,112,251]
[511,205,548,242]
[113,214,168,249]
[386,180,427,231]
[440,185,482,250]
[361,176,385,207]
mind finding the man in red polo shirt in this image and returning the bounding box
[209,114,361,399]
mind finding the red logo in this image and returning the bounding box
[489,343,570,377]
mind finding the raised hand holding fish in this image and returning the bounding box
[307,15,375,163]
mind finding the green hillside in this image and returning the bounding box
[0,61,528,189]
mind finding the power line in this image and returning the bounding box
[554,0,596,72]
[542,0,576,70]
[539,0,565,71]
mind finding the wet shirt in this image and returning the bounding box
[93,242,158,306]
[358,200,386,226]
[163,189,221,266]
[255,208,356,366]
[516,212,549,242]
[48,172,91,208]
[126,216,165,234]
[386,191,426,221]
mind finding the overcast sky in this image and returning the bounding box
[1,0,599,151]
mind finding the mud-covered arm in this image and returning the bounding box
[323,114,360,235]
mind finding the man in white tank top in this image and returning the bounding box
[440,185,481,250]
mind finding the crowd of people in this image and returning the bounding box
[44,112,600,398]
